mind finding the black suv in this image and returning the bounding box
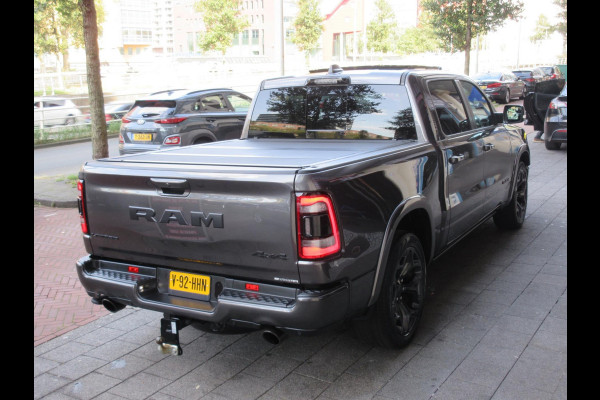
[119,88,252,155]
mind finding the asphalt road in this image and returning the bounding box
[34,137,120,178]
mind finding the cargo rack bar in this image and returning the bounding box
[309,64,442,74]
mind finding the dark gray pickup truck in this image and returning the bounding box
[76,65,530,354]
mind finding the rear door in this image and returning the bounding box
[198,93,245,141]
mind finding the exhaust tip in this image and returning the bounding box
[261,328,285,345]
[101,298,126,313]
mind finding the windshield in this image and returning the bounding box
[248,84,416,140]
[474,72,502,80]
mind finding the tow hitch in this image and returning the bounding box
[155,315,189,356]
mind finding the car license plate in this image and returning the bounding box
[169,271,210,296]
[133,133,152,142]
[479,85,487,90]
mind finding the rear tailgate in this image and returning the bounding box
[82,139,402,284]
[83,148,300,284]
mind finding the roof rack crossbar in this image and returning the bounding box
[309,65,442,74]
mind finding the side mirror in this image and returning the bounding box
[503,105,524,123]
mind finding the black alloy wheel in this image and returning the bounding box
[372,232,426,348]
[493,161,528,229]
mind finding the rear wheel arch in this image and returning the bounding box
[189,130,217,144]
[368,202,433,307]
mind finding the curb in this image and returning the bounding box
[34,133,119,149]
[34,198,79,208]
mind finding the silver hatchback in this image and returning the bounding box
[118,89,251,155]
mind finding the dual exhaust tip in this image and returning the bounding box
[96,297,286,345]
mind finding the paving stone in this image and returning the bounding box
[61,372,122,400]
[108,372,172,400]
[210,372,274,400]
[49,355,108,380]
[34,373,72,399]
[259,373,329,400]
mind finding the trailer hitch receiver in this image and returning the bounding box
[155,316,188,356]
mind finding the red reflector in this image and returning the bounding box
[163,135,181,145]
[77,180,89,234]
[245,283,259,292]
[128,266,139,273]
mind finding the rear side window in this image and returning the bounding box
[126,100,176,119]
[248,84,416,140]
[227,94,251,112]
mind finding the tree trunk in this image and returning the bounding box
[79,0,108,160]
[464,1,473,76]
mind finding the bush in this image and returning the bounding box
[34,120,121,146]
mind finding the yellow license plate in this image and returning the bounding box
[133,133,152,142]
[479,85,487,90]
[169,271,210,296]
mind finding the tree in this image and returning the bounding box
[396,13,442,55]
[34,0,104,71]
[366,0,397,54]
[530,14,552,43]
[79,0,108,159]
[552,0,566,54]
[291,0,323,65]
[422,0,523,75]
[194,0,249,55]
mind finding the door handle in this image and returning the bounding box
[449,154,465,164]
[205,118,216,123]
[483,143,495,151]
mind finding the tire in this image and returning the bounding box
[64,116,76,125]
[193,138,212,145]
[493,161,528,229]
[355,232,426,348]
[544,139,561,150]
[501,89,511,104]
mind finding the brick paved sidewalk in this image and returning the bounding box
[34,206,109,346]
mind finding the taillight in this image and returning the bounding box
[118,132,124,144]
[163,135,181,145]
[77,180,89,234]
[156,117,187,124]
[297,194,341,259]
[122,117,132,123]
[487,82,502,88]
[525,78,535,82]
[105,114,112,122]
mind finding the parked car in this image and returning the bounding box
[543,83,567,150]
[539,65,564,80]
[512,68,546,97]
[34,97,82,127]
[119,88,252,155]
[85,102,134,123]
[76,65,530,352]
[472,71,526,103]
[522,79,566,149]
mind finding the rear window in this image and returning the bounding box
[248,84,416,140]
[127,100,176,119]
[539,67,554,75]
[513,71,532,78]
[474,72,502,80]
